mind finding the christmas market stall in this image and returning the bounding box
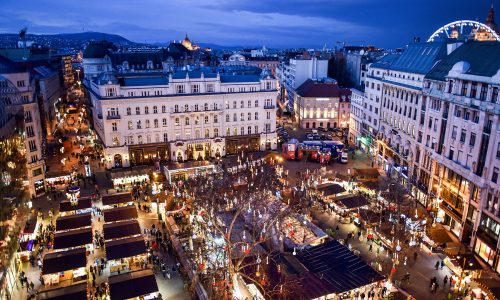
[18,213,39,261]
[163,161,216,185]
[105,235,147,273]
[353,168,380,182]
[103,220,141,241]
[108,268,159,300]
[53,228,93,251]
[41,248,87,287]
[59,197,92,216]
[37,282,88,300]
[103,205,138,223]
[281,214,328,249]
[101,192,133,209]
[55,212,92,232]
[443,254,484,292]
[110,167,150,189]
[332,194,370,225]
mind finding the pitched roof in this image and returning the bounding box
[105,235,147,260]
[104,205,138,222]
[370,53,400,69]
[53,227,92,250]
[108,269,158,299]
[42,248,87,274]
[296,79,352,98]
[171,70,218,79]
[103,220,141,240]
[425,41,500,81]
[102,192,133,206]
[59,197,92,212]
[56,212,92,231]
[220,74,260,83]
[37,283,87,300]
[389,42,448,74]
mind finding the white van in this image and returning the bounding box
[311,129,318,135]
[340,151,348,164]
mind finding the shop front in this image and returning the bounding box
[41,248,87,287]
[226,135,261,155]
[438,199,464,238]
[128,143,170,167]
[474,216,499,267]
[164,161,216,184]
[170,138,225,162]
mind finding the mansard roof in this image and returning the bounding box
[425,41,500,81]
[389,42,448,74]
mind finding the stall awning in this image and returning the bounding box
[108,268,158,299]
[103,220,141,241]
[53,227,92,250]
[317,184,346,197]
[102,192,132,206]
[23,214,38,235]
[103,205,138,223]
[56,212,92,231]
[353,168,380,177]
[105,235,147,261]
[37,282,87,300]
[335,194,369,209]
[42,248,87,275]
[59,197,92,212]
[295,240,385,295]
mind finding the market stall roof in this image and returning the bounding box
[56,212,92,231]
[42,248,87,275]
[59,197,92,212]
[317,183,346,197]
[23,214,38,235]
[427,227,454,244]
[37,282,87,300]
[103,220,141,240]
[295,239,385,295]
[353,168,380,177]
[108,268,158,299]
[102,192,132,206]
[53,227,92,250]
[335,194,369,209]
[103,205,138,223]
[105,235,147,260]
[110,166,151,180]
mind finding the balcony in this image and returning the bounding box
[106,114,121,120]
[264,104,276,109]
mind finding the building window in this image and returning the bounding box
[112,122,117,131]
[204,116,209,124]
[248,126,252,134]
[461,81,468,96]
[255,125,258,133]
[177,85,185,94]
[184,104,189,112]
[128,121,133,130]
[497,142,500,159]
[194,104,199,111]
[460,129,466,143]
[240,127,245,135]
[214,115,218,123]
[255,100,259,107]
[145,120,150,128]
[164,133,168,142]
[233,114,237,122]
[162,105,166,113]
[195,116,199,125]
[214,128,219,137]
[136,121,142,129]
[248,100,251,107]
[28,140,37,152]
[153,106,158,114]
[175,118,180,126]
[480,84,487,100]
[207,84,214,92]
[266,111,271,120]
[492,167,499,184]
[163,118,167,127]
[174,105,179,113]
[154,119,159,128]
[17,80,25,87]
[492,87,499,103]
[185,117,190,125]
[266,82,272,90]
[136,107,140,115]
[226,115,230,122]
[240,113,244,121]
[471,82,477,98]
[205,128,210,138]
[204,103,209,111]
[248,112,251,121]
[233,101,237,109]
[127,107,131,115]
[469,133,476,147]
[145,106,149,114]
[255,112,258,120]
[138,135,143,144]
[451,126,457,139]
[192,84,200,93]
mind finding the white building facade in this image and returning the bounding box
[86,71,277,169]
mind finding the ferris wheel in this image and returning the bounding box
[427,20,500,42]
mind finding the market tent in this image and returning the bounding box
[42,248,87,275]
[53,228,92,250]
[317,184,346,197]
[105,235,147,261]
[56,212,92,231]
[353,168,380,177]
[108,268,158,299]
[103,220,141,241]
[296,239,385,294]
[37,282,87,300]
[59,197,92,212]
[102,192,132,206]
[103,205,138,223]
[335,194,369,209]
[23,214,38,235]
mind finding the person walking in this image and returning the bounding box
[443,275,448,289]
[440,260,445,270]
[435,261,440,270]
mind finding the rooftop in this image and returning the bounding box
[389,42,448,74]
[425,41,500,81]
[296,79,351,98]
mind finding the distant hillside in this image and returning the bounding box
[0,31,137,49]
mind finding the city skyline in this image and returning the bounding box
[0,0,496,48]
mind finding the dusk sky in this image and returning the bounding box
[0,0,495,48]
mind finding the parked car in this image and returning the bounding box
[340,151,349,163]
[311,129,318,135]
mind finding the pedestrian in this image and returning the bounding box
[369,244,373,252]
[434,282,439,293]
[413,251,418,261]
[440,260,445,270]
[431,282,436,293]
[435,261,440,270]
[29,281,34,291]
[443,275,448,288]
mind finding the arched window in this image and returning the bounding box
[204,103,209,111]
[162,105,166,113]
[214,128,219,137]
[153,106,158,114]
[175,118,180,126]
[144,106,149,114]
[136,120,142,129]
[185,117,190,125]
[138,135,143,144]
[204,116,209,124]
[154,119,159,128]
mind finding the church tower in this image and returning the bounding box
[486,1,499,34]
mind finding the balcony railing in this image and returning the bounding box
[106,114,121,120]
